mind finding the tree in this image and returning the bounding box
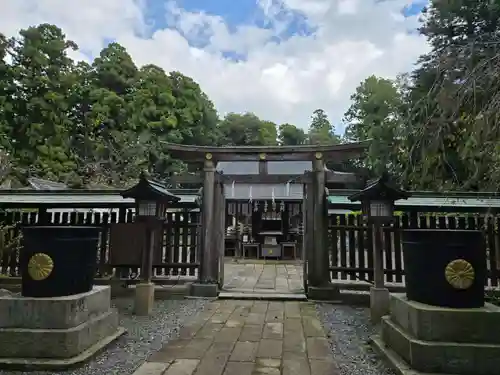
[402,0,500,190]
[343,75,404,178]
[0,149,22,261]
[0,34,14,153]
[8,24,78,183]
[218,113,277,146]
[307,109,340,145]
[278,123,306,145]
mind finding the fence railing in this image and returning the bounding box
[328,213,500,287]
[4,205,500,288]
[0,209,200,281]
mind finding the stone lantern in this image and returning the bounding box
[348,173,410,322]
[121,171,180,315]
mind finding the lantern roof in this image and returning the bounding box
[121,171,181,203]
[348,172,411,202]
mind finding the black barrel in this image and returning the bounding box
[402,229,486,308]
[20,226,100,298]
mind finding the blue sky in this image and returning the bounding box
[142,0,427,54]
[0,0,430,129]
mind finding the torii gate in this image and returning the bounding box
[163,142,369,298]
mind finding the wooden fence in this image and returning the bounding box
[0,209,200,281]
[4,205,500,288]
[328,213,500,287]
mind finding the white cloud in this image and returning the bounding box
[0,0,430,132]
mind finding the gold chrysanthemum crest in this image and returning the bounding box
[28,253,54,281]
[445,259,475,289]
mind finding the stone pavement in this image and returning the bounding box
[132,300,339,375]
[223,261,304,294]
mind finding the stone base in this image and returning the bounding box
[307,284,341,301]
[0,327,126,371]
[190,283,218,298]
[0,286,125,370]
[0,284,112,329]
[375,293,500,375]
[134,282,155,316]
[370,287,390,324]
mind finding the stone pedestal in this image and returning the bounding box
[134,282,155,316]
[372,293,500,375]
[190,283,218,298]
[0,285,125,371]
[370,287,390,324]
[307,284,341,301]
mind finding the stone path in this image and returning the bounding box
[132,300,339,375]
[223,261,304,294]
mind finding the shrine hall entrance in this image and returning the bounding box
[163,142,367,299]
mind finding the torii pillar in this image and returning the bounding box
[191,155,220,297]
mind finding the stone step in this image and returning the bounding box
[222,288,305,294]
[218,291,307,301]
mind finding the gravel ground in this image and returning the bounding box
[316,303,395,375]
[0,297,208,375]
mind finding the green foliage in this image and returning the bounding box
[218,112,278,146]
[343,75,404,178]
[0,149,22,261]
[308,109,341,145]
[278,123,306,145]
[0,24,225,187]
[342,0,500,192]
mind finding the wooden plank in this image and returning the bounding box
[0,210,13,275]
[355,215,367,281]
[181,212,189,276]
[173,213,181,276]
[329,266,404,276]
[384,220,394,283]
[495,217,500,286]
[188,212,198,276]
[347,215,357,281]
[339,215,348,280]
[165,212,174,277]
[393,216,403,283]
[329,214,339,280]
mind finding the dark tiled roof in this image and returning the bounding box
[27,177,68,190]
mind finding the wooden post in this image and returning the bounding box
[200,158,216,283]
[370,222,390,323]
[215,181,225,287]
[311,157,330,287]
[142,224,154,283]
[373,224,384,288]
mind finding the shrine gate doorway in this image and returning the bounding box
[164,142,368,298]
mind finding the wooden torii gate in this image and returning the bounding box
[163,142,368,298]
